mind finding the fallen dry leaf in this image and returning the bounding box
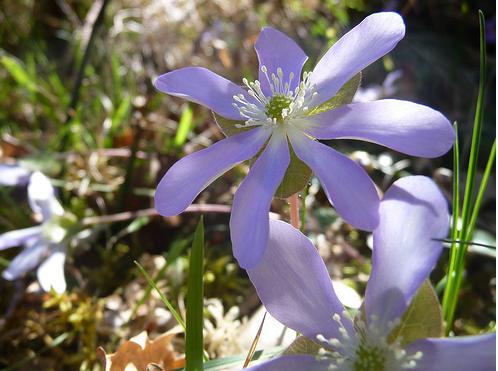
[98,331,185,371]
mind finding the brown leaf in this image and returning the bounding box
[98,331,185,371]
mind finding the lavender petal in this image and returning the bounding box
[247,220,350,340]
[255,27,308,96]
[303,99,454,158]
[154,67,248,120]
[407,333,496,371]
[230,131,290,269]
[289,128,379,231]
[310,12,405,107]
[155,127,270,216]
[244,354,328,371]
[2,239,48,280]
[0,226,42,251]
[365,176,449,332]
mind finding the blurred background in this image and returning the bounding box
[0,0,495,369]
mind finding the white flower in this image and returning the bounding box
[0,171,67,293]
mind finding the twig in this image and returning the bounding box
[81,204,232,225]
[59,0,111,151]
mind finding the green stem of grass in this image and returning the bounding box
[441,123,460,318]
[134,260,186,331]
[442,10,488,333]
[186,217,206,370]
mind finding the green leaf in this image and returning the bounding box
[389,280,443,346]
[175,104,194,147]
[185,217,205,371]
[275,144,312,198]
[283,336,321,356]
[307,72,361,116]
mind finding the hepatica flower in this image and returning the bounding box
[0,171,67,293]
[244,176,495,371]
[154,12,454,268]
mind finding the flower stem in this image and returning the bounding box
[289,193,300,229]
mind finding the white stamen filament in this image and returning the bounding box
[232,65,318,129]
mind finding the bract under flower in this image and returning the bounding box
[154,12,455,268]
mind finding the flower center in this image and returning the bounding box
[232,65,317,129]
[317,313,423,371]
[265,95,292,123]
[353,343,387,371]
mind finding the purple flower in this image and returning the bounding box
[0,171,67,293]
[153,12,455,269]
[244,176,495,370]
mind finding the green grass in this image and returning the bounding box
[442,10,494,334]
[185,217,205,370]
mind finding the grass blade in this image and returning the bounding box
[442,10,488,332]
[172,347,285,371]
[465,140,496,240]
[134,260,186,331]
[458,9,487,255]
[441,122,460,314]
[131,236,192,319]
[186,217,205,371]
